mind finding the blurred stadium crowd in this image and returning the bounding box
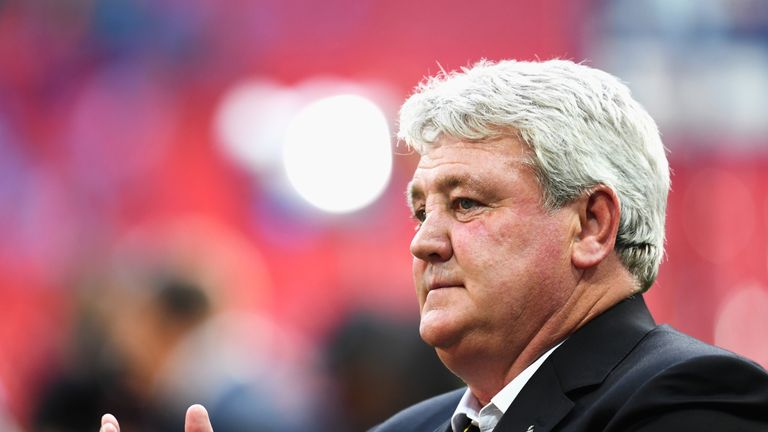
[1,0,767,430]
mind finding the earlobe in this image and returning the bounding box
[571,186,621,269]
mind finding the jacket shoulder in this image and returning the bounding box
[627,324,766,373]
[370,388,465,432]
[602,325,768,430]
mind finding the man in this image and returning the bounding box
[100,59,768,432]
[371,59,768,431]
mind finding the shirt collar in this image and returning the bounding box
[450,341,564,432]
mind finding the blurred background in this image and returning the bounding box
[1,0,767,430]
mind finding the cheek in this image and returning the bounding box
[452,217,524,264]
[454,214,569,280]
[453,219,494,249]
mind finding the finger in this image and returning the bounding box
[100,413,120,432]
[185,404,213,432]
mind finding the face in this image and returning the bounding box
[407,137,579,366]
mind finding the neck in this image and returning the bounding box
[449,266,636,406]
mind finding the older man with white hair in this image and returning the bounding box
[372,59,768,432]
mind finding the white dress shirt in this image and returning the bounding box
[450,342,564,432]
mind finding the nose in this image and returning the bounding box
[410,212,453,262]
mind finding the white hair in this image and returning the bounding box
[398,59,670,291]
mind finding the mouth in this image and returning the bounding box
[427,281,464,292]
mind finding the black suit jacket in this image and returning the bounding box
[372,296,768,431]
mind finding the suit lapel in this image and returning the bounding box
[550,295,656,393]
[492,295,657,432]
[493,361,574,432]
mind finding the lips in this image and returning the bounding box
[427,281,464,291]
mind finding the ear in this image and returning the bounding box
[571,185,621,269]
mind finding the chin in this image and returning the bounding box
[419,314,462,349]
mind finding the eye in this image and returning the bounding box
[413,208,426,223]
[454,198,479,211]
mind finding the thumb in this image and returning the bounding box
[185,404,213,432]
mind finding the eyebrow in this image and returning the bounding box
[406,173,484,209]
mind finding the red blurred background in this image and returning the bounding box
[1,0,767,430]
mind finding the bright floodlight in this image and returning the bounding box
[214,81,300,174]
[283,94,392,214]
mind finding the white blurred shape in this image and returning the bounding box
[283,94,392,214]
[214,80,301,174]
[715,285,768,367]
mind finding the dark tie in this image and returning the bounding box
[463,420,481,432]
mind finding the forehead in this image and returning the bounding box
[407,138,531,199]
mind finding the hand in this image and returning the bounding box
[99,404,214,432]
[99,413,119,432]
[184,404,214,432]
